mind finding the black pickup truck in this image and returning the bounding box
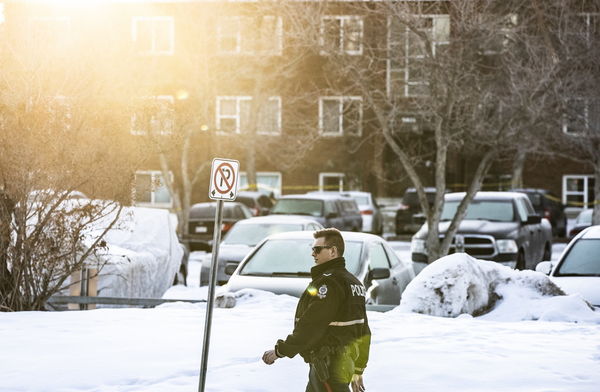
[411,192,553,272]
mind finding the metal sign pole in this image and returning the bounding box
[198,199,224,392]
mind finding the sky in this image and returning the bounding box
[1,253,599,392]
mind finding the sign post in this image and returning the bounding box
[198,158,239,392]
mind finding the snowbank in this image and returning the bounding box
[397,253,599,322]
[89,207,182,299]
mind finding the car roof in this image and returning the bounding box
[235,215,321,225]
[445,191,526,201]
[509,188,553,195]
[580,225,600,239]
[280,193,353,201]
[405,187,437,193]
[190,201,245,209]
[263,230,382,242]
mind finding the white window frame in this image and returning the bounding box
[563,175,595,209]
[319,173,345,192]
[134,170,173,208]
[239,171,282,197]
[386,14,449,98]
[29,16,71,45]
[318,96,363,137]
[131,95,175,136]
[131,16,175,56]
[217,15,283,55]
[320,15,364,56]
[216,96,281,135]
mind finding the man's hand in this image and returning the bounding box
[351,374,365,392]
[262,349,279,365]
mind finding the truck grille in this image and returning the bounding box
[440,234,496,257]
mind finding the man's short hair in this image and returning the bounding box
[313,228,345,256]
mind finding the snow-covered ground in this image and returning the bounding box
[1,246,599,392]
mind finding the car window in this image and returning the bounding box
[222,223,304,246]
[258,196,273,208]
[382,243,400,267]
[271,199,324,217]
[521,197,536,215]
[239,239,363,276]
[576,210,593,225]
[441,200,514,222]
[324,201,338,216]
[515,199,529,222]
[351,195,370,206]
[555,239,600,276]
[368,243,391,269]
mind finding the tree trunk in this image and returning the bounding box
[511,148,527,189]
[593,161,600,226]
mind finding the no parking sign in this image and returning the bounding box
[208,158,240,201]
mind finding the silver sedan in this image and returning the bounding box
[226,231,415,305]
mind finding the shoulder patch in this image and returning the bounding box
[317,284,328,299]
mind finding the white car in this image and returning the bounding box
[200,215,323,285]
[536,225,600,308]
[226,231,415,305]
[341,191,384,234]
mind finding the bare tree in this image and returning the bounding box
[286,0,562,261]
[0,30,139,311]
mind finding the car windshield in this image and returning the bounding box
[576,210,593,225]
[271,199,323,217]
[350,195,369,206]
[222,223,304,246]
[555,239,600,276]
[441,200,514,222]
[190,206,239,219]
[403,191,436,207]
[239,239,363,276]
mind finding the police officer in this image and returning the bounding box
[262,228,370,392]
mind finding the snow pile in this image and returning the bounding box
[91,207,183,299]
[397,253,598,321]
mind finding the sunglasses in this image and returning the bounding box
[311,245,332,254]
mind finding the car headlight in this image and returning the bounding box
[496,239,518,254]
[411,239,427,254]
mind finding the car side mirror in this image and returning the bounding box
[526,214,541,225]
[369,268,391,280]
[535,261,552,275]
[225,263,238,275]
[326,212,339,219]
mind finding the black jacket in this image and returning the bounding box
[275,257,371,375]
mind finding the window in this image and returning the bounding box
[239,172,282,197]
[320,16,363,55]
[132,17,174,55]
[131,96,175,136]
[29,17,71,49]
[563,175,595,209]
[565,12,599,49]
[319,173,344,192]
[319,96,362,136]
[369,243,391,269]
[387,14,449,97]
[563,98,599,136]
[134,170,172,207]
[216,96,281,135]
[217,16,283,55]
[483,13,518,55]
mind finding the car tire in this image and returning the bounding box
[516,250,525,270]
[543,243,552,262]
